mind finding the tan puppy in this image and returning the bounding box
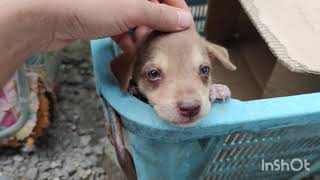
[111,28,236,127]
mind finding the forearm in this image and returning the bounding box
[0,0,193,87]
[0,0,51,87]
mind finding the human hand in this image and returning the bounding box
[0,0,193,87]
[39,0,193,51]
[112,0,193,51]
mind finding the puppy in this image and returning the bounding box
[111,28,236,127]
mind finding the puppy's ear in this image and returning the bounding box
[205,41,237,71]
[110,52,135,91]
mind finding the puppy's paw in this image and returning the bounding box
[210,84,231,102]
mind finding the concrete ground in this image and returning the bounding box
[0,41,126,180]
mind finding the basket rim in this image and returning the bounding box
[90,38,320,142]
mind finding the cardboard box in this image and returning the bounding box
[206,0,320,100]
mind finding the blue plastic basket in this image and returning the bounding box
[90,1,320,179]
[91,37,320,180]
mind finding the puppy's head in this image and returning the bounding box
[111,29,236,127]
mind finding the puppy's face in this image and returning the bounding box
[111,29,236,127]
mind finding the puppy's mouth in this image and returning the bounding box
[169,116,200,127]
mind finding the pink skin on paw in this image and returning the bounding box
[209,84,231,102]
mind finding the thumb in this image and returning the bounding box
[134,2,194,32]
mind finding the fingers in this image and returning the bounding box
[112,26,152,51]
[133,1,193,32]
[158,0,190,10]
[112,33,134,52]
[133,26,152,43]
[115,0,193,51]
[151,0,188,10]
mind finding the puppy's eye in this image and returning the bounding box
[147,69,161,80]
[200,65,210,77]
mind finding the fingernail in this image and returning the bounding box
[177,10,192,29]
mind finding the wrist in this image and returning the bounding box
[0,0,57,86]
[0,0,56,59]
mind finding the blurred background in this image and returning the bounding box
[0,41,126,180]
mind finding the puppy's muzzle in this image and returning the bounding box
[177,100,201,118]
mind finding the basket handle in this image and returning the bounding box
[114,112,137,180]
[100,95,137,180]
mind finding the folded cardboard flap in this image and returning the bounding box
[206,0,320,100]
[241,0,320,74]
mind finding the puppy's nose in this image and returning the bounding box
[178,101,201,117]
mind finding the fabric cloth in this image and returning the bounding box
[0,72,41,140]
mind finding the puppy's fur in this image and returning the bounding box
[111,28,236,127]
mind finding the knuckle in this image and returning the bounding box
[157,4,172,28]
